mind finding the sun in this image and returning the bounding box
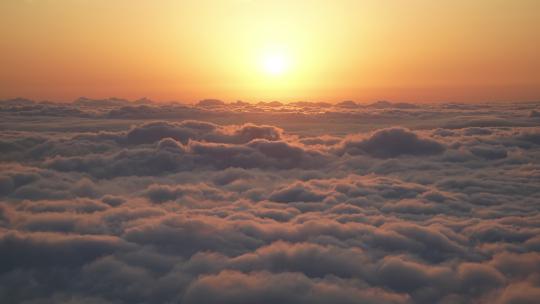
[261,51,290,76]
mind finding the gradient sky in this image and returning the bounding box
[1,0,539,103]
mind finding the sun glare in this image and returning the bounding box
[261,52,289,76]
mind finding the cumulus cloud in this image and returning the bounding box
[182,270,408,304]
[1,99,540,303]
[125,120,282,145]
[339,128,445,158]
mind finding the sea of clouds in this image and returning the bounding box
[1,97,540,303]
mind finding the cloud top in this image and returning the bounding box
[1,99,540,303]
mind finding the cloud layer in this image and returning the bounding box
[1,98,540,303]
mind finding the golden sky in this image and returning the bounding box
[1,0,539,103]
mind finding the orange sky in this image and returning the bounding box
[1,0,539,103]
